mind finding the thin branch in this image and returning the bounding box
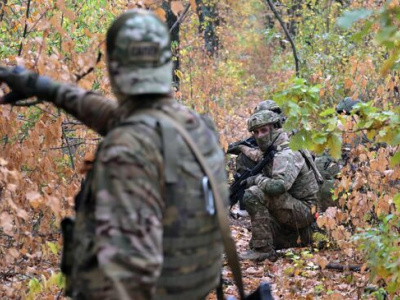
[49,142,86,150]
[169,3,191,33]
[62,120,83,126]
[324,263,367,272]
[34,103,59,118]
[75,51,103,82]
[12,99,42,107]
[265,0,300,77]
[18,0,31,56]
[34,30,47,69]
[25,11,47,36]
[62,126,75,170]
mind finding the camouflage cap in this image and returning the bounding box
[336,97,360,115]
[247,110,280,132]
[106,9,172,96]
[253,100,281,114]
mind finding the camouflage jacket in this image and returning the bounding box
[54,85,228,299]
[256,130,319,204]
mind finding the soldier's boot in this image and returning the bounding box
[240,247,278,262]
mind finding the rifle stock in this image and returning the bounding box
[227,136,258,155]
[229,146,276,207]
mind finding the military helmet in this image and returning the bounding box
[247,110,280,132]
[106,9,172,96]
[336,97,360,115]
[253,99,282,114]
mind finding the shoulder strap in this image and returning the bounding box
[299,150,324,185]
[141,109,246,300]
[118,113,179,184]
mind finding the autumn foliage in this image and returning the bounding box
[1,0,400,299]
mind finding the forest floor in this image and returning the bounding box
[207,207,374,300]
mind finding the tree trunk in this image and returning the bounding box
[287,0,302,37]
[195,0,219,57]
[162,1,180,89]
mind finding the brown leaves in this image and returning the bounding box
[0,211,15,235]
[171,1,185,16]
[154,7,167,21]
[26,191,42,209]
[56,0,76,21]
[189,0,197,11]
[314,254,329,269]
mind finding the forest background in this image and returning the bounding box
[1,0,400,299]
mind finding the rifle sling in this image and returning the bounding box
[142,109,246,300]
[299,150,324,185]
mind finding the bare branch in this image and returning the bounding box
[264,0,300,77]
[169,3,191,33]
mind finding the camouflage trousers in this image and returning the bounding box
[317,178,336,212]
[243,186,315,250]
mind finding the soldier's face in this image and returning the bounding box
[252,124,273,139]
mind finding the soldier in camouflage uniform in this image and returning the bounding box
[314,97,363,211]
[240,110,319,261]
[336,97,361,115]
[229,100,284,175]
[0,9,228,300]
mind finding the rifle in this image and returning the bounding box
[227,136,258,155]
[229,142,277,208]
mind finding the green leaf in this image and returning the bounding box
[337,9,373,29]
[47,241,59,255]
[390,151,400,167]
[320,108,336,117]
[289,130,312,150]
[313,132,328,144]
[28,277,42,294]
[327,133,342,159]
[351,20,373,42]
[393,194,400,210]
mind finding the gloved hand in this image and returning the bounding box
[241,174,262,188]
[0,66,59,104]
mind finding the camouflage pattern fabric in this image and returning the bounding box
[56,87,228,299]
[2,9,229,299]
[231,105,285,182]
[54,85,118,136]
[314,152,341,212]
[107,10,173,96]
[51,9,227,298]
[235,152,258,177]
[234,145,263,177]
[243,132,318,250]
[253,100,281,114]
[247,110,280,132]
[336,97,360,115]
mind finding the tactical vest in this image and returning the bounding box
[288,160,320,201]
[262,145,320,203]
[68,108,227,300]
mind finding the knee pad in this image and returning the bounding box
[243,186,264,214]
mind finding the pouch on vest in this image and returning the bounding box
[60,217,75,276]
[144,110,274,300]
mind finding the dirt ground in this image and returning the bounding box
[207,206,373,300]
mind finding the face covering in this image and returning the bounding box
[255,128,280,152]
[255,134,273,152]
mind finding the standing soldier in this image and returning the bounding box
[0,9,229,299]
[240,110,319,261]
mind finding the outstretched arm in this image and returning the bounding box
[54,84,118,136]
[0,66,118,136]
